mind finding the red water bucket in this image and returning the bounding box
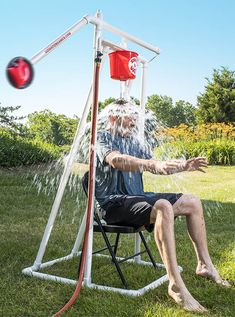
[109,50,138,81]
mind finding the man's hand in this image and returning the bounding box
[147,157,208,175]
[184,157,208,173]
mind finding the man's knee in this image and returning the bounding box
[180,194,202,213]
[151,199,174,222]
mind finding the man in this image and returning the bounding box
[95,101,230,313]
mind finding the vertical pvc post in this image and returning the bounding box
[71,211,87,255]
[83,10,103,286]
[135,61,148,263]
[139,61,148,136]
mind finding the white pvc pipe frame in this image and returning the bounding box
[22,11,183,296]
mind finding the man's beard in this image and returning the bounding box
[114,124,138,137]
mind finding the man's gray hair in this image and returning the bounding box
[98,99,140,121]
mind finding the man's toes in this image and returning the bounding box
[217,279,231,287]
[184,305,207,313]
[198,304,208,313]
[184,300,208,313]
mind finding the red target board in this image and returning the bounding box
[6,57,34,89]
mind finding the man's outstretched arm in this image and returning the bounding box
[105,151,208,174]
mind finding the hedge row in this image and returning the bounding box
[0,131,62,167]
[160,123,235,142]
[154,139,235,165]
[1,131,234,167]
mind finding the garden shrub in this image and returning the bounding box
[154,139,235,165]
[0,130,62,167]
[159,123,235,142]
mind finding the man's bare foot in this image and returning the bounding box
[196,263,231,287]
[168,283,208,313]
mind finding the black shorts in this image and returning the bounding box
[102,193,183,232]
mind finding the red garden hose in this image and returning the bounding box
[52,52,102,317]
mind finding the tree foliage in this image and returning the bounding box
[27,109,78,146]
[197,67,235,123]
[98,97,116,111]
[146,95,196,127]
[0,105,25,135]
[86,97,116,122]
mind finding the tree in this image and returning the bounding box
[0,104,26,135]
[197,67,235,123]
[146,95,174,126]
[27,109,78,145]
[146,95,196,127]
[173,100,196,126]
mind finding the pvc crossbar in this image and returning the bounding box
[30,13,160,65]
[101,39,149,64]
[22,253,183,297]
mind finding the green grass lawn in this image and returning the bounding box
[0,165,234,317]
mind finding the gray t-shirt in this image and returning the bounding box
[95,130,152,206]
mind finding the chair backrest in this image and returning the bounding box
[81,171,89,196]
[81,171,105,222]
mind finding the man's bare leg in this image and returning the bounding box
[151,199,207,312]
[173,194,230,287]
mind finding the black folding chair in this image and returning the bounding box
[82,171,157,288]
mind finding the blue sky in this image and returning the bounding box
[0,0,234,118]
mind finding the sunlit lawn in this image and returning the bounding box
[0,165,234,317]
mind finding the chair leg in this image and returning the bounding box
[94,216,128,288]
[113,233,120,256]
[138,231,157,269]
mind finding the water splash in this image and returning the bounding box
[32,157,87,224]
[77,99,160,164]
[31,98,223,225]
